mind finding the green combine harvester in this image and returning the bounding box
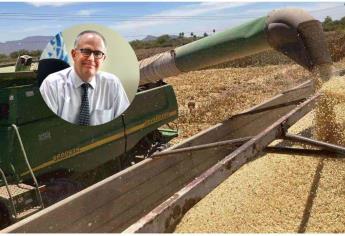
[0,8,332,229]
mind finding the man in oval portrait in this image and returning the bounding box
[40,30,130,126]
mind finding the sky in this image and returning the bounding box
[0,2,344,43]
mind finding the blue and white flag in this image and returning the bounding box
[40,32,70,64]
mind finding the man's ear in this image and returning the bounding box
[71,49,76,60]
[100,54,106,63]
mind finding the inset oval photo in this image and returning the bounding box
[38,24,139,126]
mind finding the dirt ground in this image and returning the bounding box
[168,59,345,233]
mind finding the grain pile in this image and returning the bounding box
[170,59,345,232]
[166,64,310,144]
[175,111,345,233]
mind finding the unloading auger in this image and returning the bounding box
[139,8,332,85]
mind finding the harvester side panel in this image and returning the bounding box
[7,85,52,125]
[9,115,124,178]
[1,83,178,182]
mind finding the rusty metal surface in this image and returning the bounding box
[124,93,318,233]
[265,146,344,156]
[284,133,345,155]
[153,137,251,157]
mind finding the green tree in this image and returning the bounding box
[0,54,8,59]
[29,50,42,57]
[322,16,345,32]
[10,49,31,59]
[340,16,345,25]
[0,53,9,63]
[156,34,170,46]
[323,16,336,31]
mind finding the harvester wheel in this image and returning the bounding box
[40,178,83,206]
[0,202,11,229]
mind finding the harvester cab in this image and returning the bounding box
[14,55,33,72]
[0,8,339,231]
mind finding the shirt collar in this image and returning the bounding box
[71,68,97,89]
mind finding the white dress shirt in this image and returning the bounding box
[40,67,130,125]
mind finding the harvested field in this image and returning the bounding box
[169,59,345,233]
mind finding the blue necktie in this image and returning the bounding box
[79,83,90,126]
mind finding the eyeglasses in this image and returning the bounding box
[76,48,105,59]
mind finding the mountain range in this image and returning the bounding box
[142,35,178,41]
[0,36,53,55]
[0,34,180,55]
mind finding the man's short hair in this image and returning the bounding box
[74,30,107,48]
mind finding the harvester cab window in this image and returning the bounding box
[37,59,70,87]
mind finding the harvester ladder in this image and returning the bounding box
[11,124,44,215]
[0,168,17,218]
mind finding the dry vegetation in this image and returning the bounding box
[135,46,174,61]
